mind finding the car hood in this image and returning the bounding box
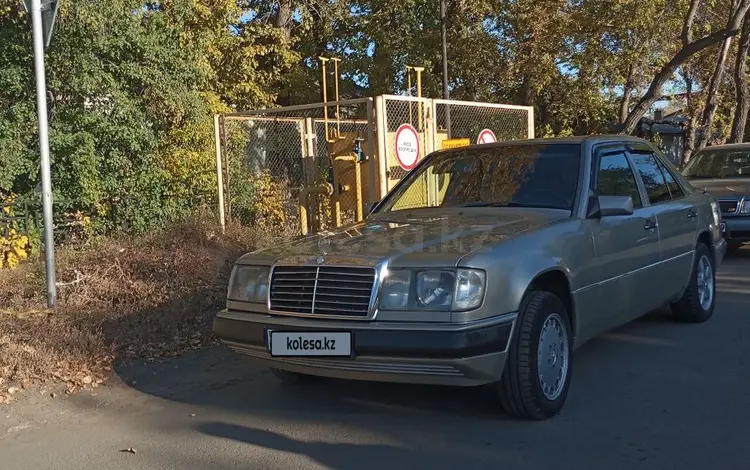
[238,208,569,267]
[687,177,750,198]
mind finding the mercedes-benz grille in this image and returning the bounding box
[269,266,375,317]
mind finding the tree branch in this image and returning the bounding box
[620,0,750,135]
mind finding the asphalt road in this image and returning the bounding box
[2,250,750,470]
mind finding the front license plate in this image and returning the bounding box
[268,331,352,357]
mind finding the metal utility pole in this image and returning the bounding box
[440,0,451,138]
[24,0,59,308]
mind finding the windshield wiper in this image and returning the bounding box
[460,202,566,209]
[461,202,525,207]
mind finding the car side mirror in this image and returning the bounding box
[587,195,634,218]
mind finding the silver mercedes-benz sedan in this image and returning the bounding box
[214,135,726,420]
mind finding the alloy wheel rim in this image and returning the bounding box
[697,255,714,311]
[537,313,569,401]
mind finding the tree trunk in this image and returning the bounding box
[683,115,698,166]
[731,16,750,142]
[619,64,635,124]
[273,0,294,40]
[621,0,750,135]
[696,36,734,149]
[683,71,697,165]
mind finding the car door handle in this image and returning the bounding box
[687,209,697,219]
[644,219,658,230]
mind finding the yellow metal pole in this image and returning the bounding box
[354,159,363,221]
[319,56,330,140]
[332,57,341,138]
[414,66,425,132]
[406,65,413,126]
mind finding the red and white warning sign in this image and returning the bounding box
[395,123,420,170]
[477,129,497,144]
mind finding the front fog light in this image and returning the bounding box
[416,271,454,309]
[454,269,486,310]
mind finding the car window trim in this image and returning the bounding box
[652,154,686,201]
[591,144,645,210]
[626,150,673,207]
[628,142,694,196]
[628,148,687,202]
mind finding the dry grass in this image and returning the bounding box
[0,214,275,402]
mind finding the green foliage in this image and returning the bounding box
[1,0,745,239]
[0,0,298,236]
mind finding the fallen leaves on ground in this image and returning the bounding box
[0,215,266,403]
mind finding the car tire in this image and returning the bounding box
[497,290,573,420]
[270,368,320,384]
[671,243,716,323]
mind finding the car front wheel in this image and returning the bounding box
[497,290,573,420]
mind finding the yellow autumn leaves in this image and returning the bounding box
[1,194,30,270]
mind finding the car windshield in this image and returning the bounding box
[377,143,581,213]
[681,148,750,179]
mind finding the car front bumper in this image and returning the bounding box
[213,309,516,387]
[723,216,750,242]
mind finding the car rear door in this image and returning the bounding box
[581,145,662,336]
[627,144,697,305]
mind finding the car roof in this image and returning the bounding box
[694,142,750,152]
[432,134,653,156]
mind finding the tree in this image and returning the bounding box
[730,15,750,142]
[620,0,750,135]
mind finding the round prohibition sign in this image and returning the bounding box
[477,128,497,144]
[394,123,421,170]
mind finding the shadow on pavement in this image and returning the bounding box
[197,422,504,470]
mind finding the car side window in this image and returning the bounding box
[630,153,672,204]
[596,152,642,209]
[652,155,685,199]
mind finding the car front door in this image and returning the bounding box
[627,145,698,304]
[581,145,662,337]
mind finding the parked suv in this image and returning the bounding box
[214,136,726,420]
[681,143,750,252]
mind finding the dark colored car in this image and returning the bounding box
[681,143,750,252]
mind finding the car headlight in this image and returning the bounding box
[740,199,750,214]
[379,268,486,311]
[416,270,455,309]
[454,269,486,310]
[710,201,721,225]
[380,270,411,310]
[227,265,270,303]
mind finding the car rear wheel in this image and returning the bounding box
[270,368,321,384]
[671,243,715,323]
[497,290,573,420]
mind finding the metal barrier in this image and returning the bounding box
[214,95,534,235]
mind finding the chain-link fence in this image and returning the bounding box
[219,98,376,235]
[433,99,533,148]
[216,95,534,235]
